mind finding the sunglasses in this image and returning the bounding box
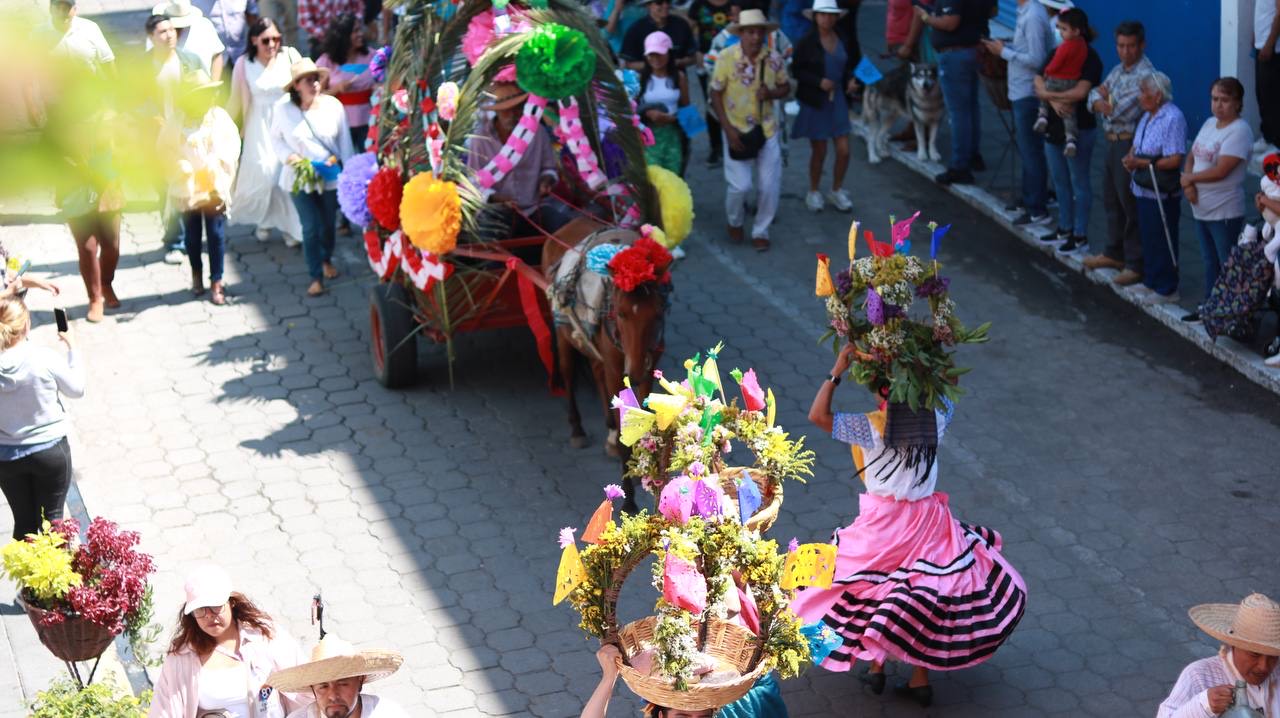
[259,35,281,45]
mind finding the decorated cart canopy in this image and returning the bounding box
[342,0,693,387]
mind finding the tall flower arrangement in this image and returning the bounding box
[820,217,988,410]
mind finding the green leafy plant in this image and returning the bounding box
[0,524,80,602]
[28,677,151,718]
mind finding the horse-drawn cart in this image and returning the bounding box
[349,0,692,392]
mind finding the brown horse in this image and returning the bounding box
[543,217,668,512]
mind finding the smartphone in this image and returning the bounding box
[54,307,68,333]
[14,260,31,278]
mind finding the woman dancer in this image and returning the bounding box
[227,17,304,246]
[792,315,1026,707]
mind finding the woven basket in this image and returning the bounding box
[20,594,116,662]
[614,616,769,711]
[718,467,783,534]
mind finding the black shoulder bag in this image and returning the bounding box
[728,55,768,161]
[1131,114,1181,195]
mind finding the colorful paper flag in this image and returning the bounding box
[699,404,722,446]
[930,222,952,259]
[847,220,859,262]
[662,553,708,614]
[780,543,837,590]
[891,210,921,248]
[553,543,585,604]
[618,406,656,446]
[702,342,725,399]
[766,388,776,428]
[815,253,834,297]
[646,392,689,430]
[692,479,723,519]
[736,471,762,523]
[853,56,883,86]
[801,621,844,664]
[658,476,695,523]
[580,499,613,544]
[731,368,766,412]
[866,230,894,258]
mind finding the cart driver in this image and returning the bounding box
[467,79,578,239]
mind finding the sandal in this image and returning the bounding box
[752,237,771,253]
[322,262,339,279]
[210,281,226,306]
[307,280,325,297]
[103,285,121,309]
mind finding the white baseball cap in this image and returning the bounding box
[183,565,232,615]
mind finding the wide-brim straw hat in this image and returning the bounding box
[1189,593,1280,657]
[152,0,203,28]
[482,81,529,111]
[283,59,330,92]
[267,637,403,693]
[803,0,847,20]
[728,9,779,34]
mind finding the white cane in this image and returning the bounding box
[1148,162,1178,269]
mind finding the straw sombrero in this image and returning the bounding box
[728,9,779,34]
[267,638,403,693]
[1189,593,1280,657]
[152,0,203,28]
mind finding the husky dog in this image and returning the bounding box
[862,62,944,164]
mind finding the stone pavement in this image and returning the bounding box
[5,118,1280,716]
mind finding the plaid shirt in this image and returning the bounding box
[1088,55,1156,136]
[297,0,363,40]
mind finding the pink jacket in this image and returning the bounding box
[147,625,313,718]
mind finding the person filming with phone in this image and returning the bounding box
[0,297,84,541]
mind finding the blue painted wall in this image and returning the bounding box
[995,0,1221,130]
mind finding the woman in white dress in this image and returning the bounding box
[227,17,303,246]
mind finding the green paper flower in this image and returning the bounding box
[515,23,595,100]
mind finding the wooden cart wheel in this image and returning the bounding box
[369,282,418,388]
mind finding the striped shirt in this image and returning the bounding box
[1088,55,1156,136]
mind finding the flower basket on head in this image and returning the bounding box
[621,342,814,532]
[0,518,158,675]
[615,616,769,711]
[554,504,831,709]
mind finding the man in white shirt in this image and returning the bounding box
[268,637,410,718]
[1157,593,1280,718]
[46,0,115,74]
[150,0,227,80]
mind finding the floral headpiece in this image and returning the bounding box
[818,216,988,411]
[607,237,673,292]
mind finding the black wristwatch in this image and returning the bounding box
[826,373,842,386]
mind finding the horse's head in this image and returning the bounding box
[603,234,673,400]
[609,281,668,398]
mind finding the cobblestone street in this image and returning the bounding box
[4,128,1280,716]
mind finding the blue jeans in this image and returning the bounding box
[182,208,226,282]
[1195,216,1243,300]
[1044,129,1096,237]
[1011,97,1048,214]
[291,190,338,281]
[1136,194,1181,296]
[937,47,981,172]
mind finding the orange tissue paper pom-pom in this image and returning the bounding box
[400,172,462,255]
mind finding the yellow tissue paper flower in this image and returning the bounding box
[647,165,693,249]
[400,172,461,255]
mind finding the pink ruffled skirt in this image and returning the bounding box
[790,491,1026,672]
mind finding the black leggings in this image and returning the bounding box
[0,438,72,540]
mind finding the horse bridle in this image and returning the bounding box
[602,283,670,372]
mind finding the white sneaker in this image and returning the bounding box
[1265,352,1280,367]
[255,228,271,242]
[163,248,185,265]
[670,245,686,260]
[283,234,302,248]
[827,189,853,212]
[805,191,824,213]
